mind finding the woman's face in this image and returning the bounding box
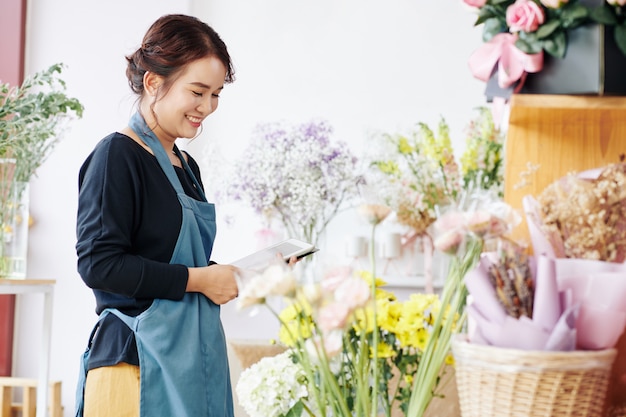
[150,56,227,142]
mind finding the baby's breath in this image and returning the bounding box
[226,120,359,246]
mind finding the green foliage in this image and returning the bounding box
[0,63,84,182]
[590,4,626,56]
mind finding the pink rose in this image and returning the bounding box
[434,229,465,255]
[305,331,343,360]
[335,277,370,309]
[434,211,467,233]
[540,0,568,7]
[465,210,492,237]
[321,265,352,292]
[608,0,626,5]
[317,302,351,332]
[506,0,545,33]
[463,0,487,7]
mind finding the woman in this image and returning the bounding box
[75,14,239,417]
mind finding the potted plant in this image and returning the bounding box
[0,63,84,278]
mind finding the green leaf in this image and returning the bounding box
[482,18,507,41]
[615,23,626,56]
[542,30,567,58]
[283,400,304,417]
[536,20,561,39]
[560,3,591,28]
[516,32,543,54]
[590,5,619,25]
[476,5,498,25]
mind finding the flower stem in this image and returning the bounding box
[369,222,379,417]
[405,237,482,417]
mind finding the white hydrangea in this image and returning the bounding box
[236,351,309,417]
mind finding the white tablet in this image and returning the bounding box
[231,238,319,271]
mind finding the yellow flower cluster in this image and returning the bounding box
[278,269,453,363]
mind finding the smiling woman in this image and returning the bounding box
[74,14,240,417]
[16,3,489,415]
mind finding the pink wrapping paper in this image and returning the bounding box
[465,253,578,351]
[520,166,626,350]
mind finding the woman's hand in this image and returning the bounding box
[186,264,239,305]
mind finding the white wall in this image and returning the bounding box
[13,0,486,415]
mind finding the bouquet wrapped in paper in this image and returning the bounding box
[466,163,626,351]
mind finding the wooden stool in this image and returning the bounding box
[0,377,62,417]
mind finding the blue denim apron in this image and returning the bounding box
[75,113,233,417]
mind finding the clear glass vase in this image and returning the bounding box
[0,181,29,279]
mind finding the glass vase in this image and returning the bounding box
[0,181,29,279]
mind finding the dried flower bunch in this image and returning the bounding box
[487,238,534,319]
[536,162,626,262]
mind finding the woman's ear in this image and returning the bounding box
[143,71,162,97]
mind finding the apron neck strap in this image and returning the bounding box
[129,112,207,202]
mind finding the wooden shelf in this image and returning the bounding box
[504,94,626,244]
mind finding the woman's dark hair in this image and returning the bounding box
[125,14,235,95]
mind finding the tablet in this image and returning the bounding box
[231,238,319,271]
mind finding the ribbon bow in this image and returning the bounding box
[468,33,544,89]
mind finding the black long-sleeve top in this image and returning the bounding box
[76,132,207,368]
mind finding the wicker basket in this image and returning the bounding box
[451,336,617,417]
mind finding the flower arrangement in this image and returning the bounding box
[226,119,359,247]
[466,0,590,57]
[459,107,505,197]
[456,164,626,364]
[235,188,515,417]
[236,262,456,417]
[366,118,461,237]
[0,63,83,278]
[464,0,626,92]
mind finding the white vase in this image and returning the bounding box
[0,181,29,279]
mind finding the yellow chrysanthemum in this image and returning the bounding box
[278,318,313,347]
[278,301,314,346]
[372,341,395,359]
[353,306,375,334]
[376,299,401,333]
[356,270,387,287]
